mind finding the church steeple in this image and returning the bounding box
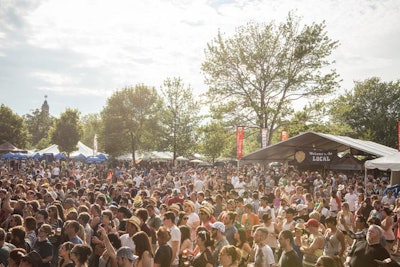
[41,95,49,115]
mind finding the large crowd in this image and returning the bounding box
[0,158,399,267]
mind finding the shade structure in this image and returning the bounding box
[365,152,400,171]
[86,156,105,164]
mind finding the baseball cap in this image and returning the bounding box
[304,218,319,228]
[210,221,225,233]
[116,247,138,261]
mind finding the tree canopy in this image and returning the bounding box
[101,85,163,159]
[330,77,400,148]
[50,108,82,155]
[202,12,340,146]
[0,104,30,148]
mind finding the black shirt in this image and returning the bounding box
[349,241,390,267]
[154,244,172,267]
[279,249,302,267]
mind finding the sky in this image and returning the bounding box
[1,0,400,117]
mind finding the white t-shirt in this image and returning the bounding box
[168,225,181,266]
[120,233,135,251]
[344,192,358,212]
[254,244,275,267]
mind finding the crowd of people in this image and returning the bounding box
[0,159,399,267]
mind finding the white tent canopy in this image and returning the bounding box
[365,152,400,171]
[36,141,101,158]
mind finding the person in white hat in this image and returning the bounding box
[210,221,229,267]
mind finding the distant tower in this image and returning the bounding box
[41,95,49,115]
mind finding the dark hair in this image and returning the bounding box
[108,233,122,250]
[164,211,176,222]
[78,212,91,225]
[197,230,213,247]
[157,226,171,244]
[180,225,191,244]
[236,228,247,247]
[280,230,294,243]
[136,208,149,221]
[9,248,27,265]
[318,255,344,267]
[132,231,154,259]
[71,244,92,264]
[325,216,337,225]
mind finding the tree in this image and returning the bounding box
[23,108,53,149]
[101,85,163,160]
[50,108,82,156]
[160,77,201,162]
[0,104,30,148]
[330,77,400,148]
[202,12,340,146]
[198,121,230,163]
[81,113,103,151]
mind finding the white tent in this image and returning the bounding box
[365,152,400,171]
[36,141,100,158]
[365,152,400,185]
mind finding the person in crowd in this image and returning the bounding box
[223,211,238,245]
[70,244,92,267]
[154,226,172,267]
[381,207,395,253]
[234,228,251,267]
[323,216,346,258]
[19,251,43,267]
[261,213,278,254]
[10,226,30,252]
[278,230,302,267]
[98,232,121,267]
[58,241,75,267]
[66,221,84,244]
[163,211,181,267]
[183,200,200,240]
[241,203,259,241]
[32,223,53,267]
[250,227,275,267]
[5,248,26,267]
[0,227,16,266]
[210,221,229,267]
[191,230,214,267]
[132,231,154,267]
[120,216,140,251]
[115,247,138,267]
[300,218,324,267]
[179,225,193,261]
[347,225,390,267]
[316,255,344,267]
[219,245,242,267]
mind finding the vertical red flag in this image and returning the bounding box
[236,126,245,159]
[281,130,289,141]
[398,120,400,151]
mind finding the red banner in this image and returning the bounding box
[281,130,289,141]
[398,120,400,151]
[236,126,245,159]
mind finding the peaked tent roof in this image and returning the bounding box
[0,142,27,153]
[70,141,95,157]
[365,152,400,171]
[36,144,60,155]
[241,131,398,162]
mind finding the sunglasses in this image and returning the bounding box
[183,217,189,220]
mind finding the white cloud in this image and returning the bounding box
[0,0,400,116]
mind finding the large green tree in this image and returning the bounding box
[81,113,102,151]
[101,85,162,160]
[202,12,340,146]
[50,108,82,156]
[160,77,201,162]
[23,108,53,149]
[0,104,30,148]
[330,77,400,148]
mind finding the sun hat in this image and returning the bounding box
[210,221,225,233]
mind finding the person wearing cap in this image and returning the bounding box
[183,200,200,241]
[210,221,229,267]
[278,230,302,267]
[163,211,181,267]
[199,206,213,231]
[277,207,296,233]
[120,216,141,251]
[300,218,324,267]
[294,204,309,223]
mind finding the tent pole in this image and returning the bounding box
[364,166,368,193]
